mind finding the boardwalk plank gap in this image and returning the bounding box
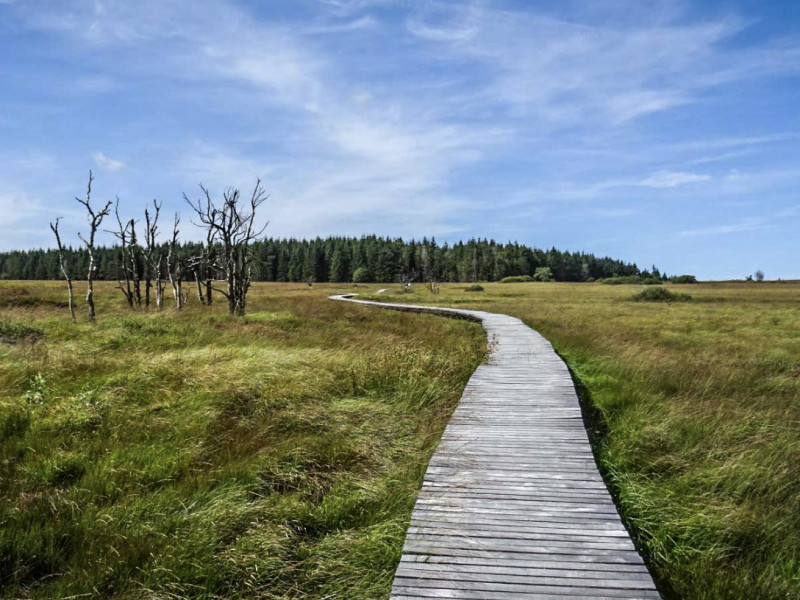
[330,295,661,599]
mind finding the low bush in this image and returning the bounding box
[671,274,698,284]
[632,287,692,303]
[352,267,370,283]
[601,276,642,285]
[464,284,484,292]
[499,275,533,283]
[642,278,664,285]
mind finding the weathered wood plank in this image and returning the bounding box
[329,295,660,599]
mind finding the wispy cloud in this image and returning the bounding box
[638,171,711,188]
[405,3,799,126]
[678,206,800,237]
[92,152,126,172]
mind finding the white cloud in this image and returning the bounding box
[638,171,711,188]
[92,152,126,172]
[678,205,800,237]
[678,217,770,237]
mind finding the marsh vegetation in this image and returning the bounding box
[359,280,800,600]
[0,281,485,599]
[2,279,798,599]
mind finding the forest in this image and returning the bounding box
[0,236,660,284]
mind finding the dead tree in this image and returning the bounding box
[110,198,135,307]
[49,218,76,322]
[399,270,416,293]
[76,171,112,322]
[142,200,164,310]
[429,278,441,295]
[166,213,184,310]
[184,190,217,306]
[186,180,268,316]
[128,218,142,307]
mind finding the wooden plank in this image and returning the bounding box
[328,295,661,599]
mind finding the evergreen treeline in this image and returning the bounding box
[0,236,652,283]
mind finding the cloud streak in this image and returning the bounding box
[92,152,125,172]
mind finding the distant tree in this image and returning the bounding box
[48,218,76,322]
[166,214,184,310]
[109,198,141,308]
[352,266,370,284]
[143,200,165,310]
[329,243,350,283]
[671,275,698,284]
[533,266,554,282]
[755,270,765,283]
[11,233,655,285]
[399,269,415,293]
[186,180,269,316]
[75,171,112,322]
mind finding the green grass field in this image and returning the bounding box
[360,280,800,600]
[2,280,799,599]
[0,281,486,599]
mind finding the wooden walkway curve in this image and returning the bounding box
[330,294,661,600]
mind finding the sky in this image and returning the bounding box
[1,0,799,280]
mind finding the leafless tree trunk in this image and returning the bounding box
[110,198,134,307]
[167,213,184,310]
[194,271,205,303]
[128,219,142,307]
[185,179,268,316]
[143,200,164,310]
[76,171,112,322]
[49,218,76,322]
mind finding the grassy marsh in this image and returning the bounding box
[3,279,799,599]
[0,281,486,599]
[360,280,800,600]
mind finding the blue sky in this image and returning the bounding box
[1,0,799,279]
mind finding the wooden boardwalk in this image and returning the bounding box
[331,295,661,600]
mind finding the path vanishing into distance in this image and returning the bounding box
[330,295,661,600]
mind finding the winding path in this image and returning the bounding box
[331,295,661,599]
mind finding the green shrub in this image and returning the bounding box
[352,267,371,283]
[671,274,698,284]
[632,287,692,303]
[499,275,533,283]
[464,284,484,292]
[602,276,643,285]
[533,267,554,282]
[585,277,595,283]
[642,278,664,285]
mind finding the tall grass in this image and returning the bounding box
[359,281,800,600]
[0,281,485,599]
